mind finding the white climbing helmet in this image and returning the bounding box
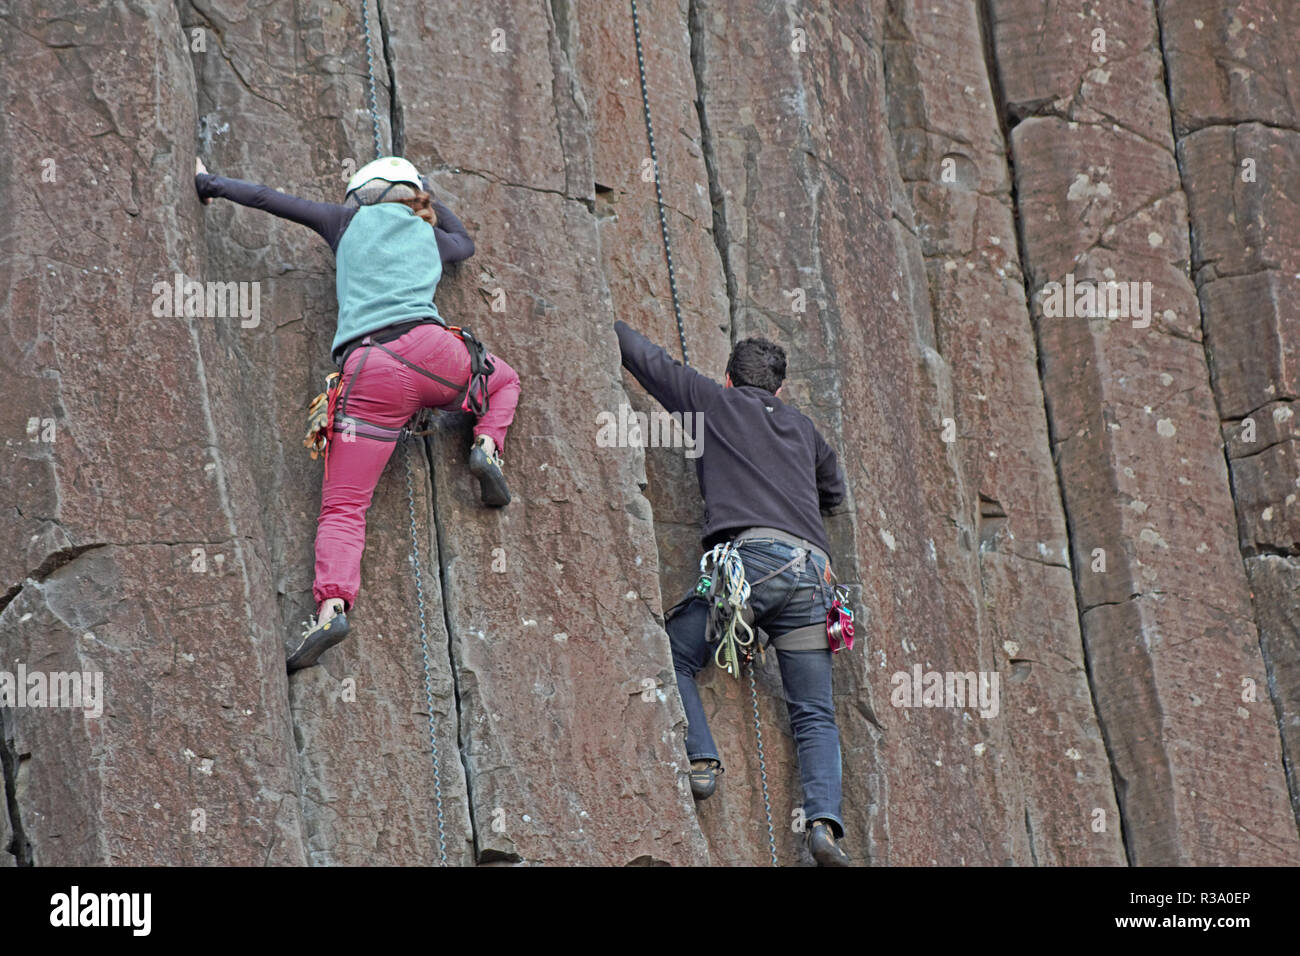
[345,156,423,197]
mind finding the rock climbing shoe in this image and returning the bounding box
[287,610,350,672]
[689,759,721,801]
[807,819,851,867]
[469,438,511,507]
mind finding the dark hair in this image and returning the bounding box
[726,337,786,393]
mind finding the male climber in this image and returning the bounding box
[614,320,851,866]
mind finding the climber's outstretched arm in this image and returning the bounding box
[195,163,354,251]
[431,201,475,264]
[615,320,722,416]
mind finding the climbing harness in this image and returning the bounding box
[335,317,496,413]
[696,542,814,672]
[629,0,689,366]
[308,322,494,477]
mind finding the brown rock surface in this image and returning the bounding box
[0,0,306,865]
[884,0,1124,865]
[1242,556,1300,814]
[1160,1,1300,826]
[989,0,1299,862]
[1158,0,1300,136]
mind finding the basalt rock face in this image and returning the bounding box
[1158,0,1300,829]
[0,0,1295,867]
[1,0,307,865]
[986,0,1298,865]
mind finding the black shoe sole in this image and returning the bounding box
[469,446,511,507]
[689,764,719,801]
[287,614,351,672]
[808,827,851,866]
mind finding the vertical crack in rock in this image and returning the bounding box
[373,4,476,861]
[974,1,1014,137]
[1023,807,1038,867]
[182,2,314,864]
[1254,577,1300,823]
[544,0,595,211]
[179,5,313,864]
[549,0,573,188]
[375,0,404,156]
[1151,3,1300,828]
[550,0,574,61]
[0,709,33,866]
[684,0,882,863]
[423,436,481,861]
[687,0,738,343]
[975,0,1133,864]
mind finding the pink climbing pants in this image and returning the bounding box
[313,323,520,610]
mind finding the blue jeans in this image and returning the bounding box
[666,538,845,838]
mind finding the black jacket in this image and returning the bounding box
[615,321,845,554]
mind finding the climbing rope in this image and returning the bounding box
[359,0,383,158]
[403,440,449,865]
[748,666,779,866]
[700,544,755,678]
[355,0,448,865]
[631,1,777,864]
[629,0,690,366]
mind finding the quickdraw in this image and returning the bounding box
[827,584,855,653]
[304,371,343,478]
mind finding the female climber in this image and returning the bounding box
[194,156,521,672]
